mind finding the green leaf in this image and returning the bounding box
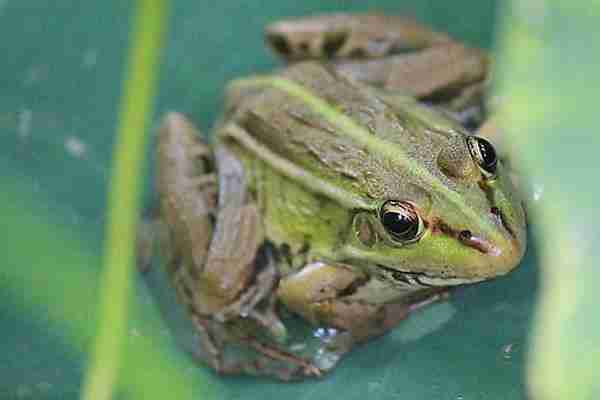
[495,2,600,399]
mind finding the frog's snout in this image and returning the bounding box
[479,206,527,277]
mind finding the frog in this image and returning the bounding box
[141,13,527,381]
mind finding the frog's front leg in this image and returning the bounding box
[278,262,448,347]
[158,116,322,379]
[265,13,488,102]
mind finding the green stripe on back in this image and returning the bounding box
[235,76,501,242]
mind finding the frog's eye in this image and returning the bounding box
[466,136,497,179]
[380,200,424,244]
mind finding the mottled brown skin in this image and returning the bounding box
[266,14,489,111]
[141,14,524,380]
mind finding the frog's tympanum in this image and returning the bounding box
[142,14,526,380]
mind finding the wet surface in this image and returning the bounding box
[0,1,539,399]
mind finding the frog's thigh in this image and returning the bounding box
[336,43,488,99]
[265,13,452,61]
[278,262,410,342]
[155,114,266,316]
[143,112,216,275]
[199,146,267,313]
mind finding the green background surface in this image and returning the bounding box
[1,1,538,399]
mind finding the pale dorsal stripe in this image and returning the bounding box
[223,123,371,210]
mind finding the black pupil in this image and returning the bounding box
[475,137,497,173]
[382,206,419,240]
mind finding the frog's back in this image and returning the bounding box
[223,62,477,205]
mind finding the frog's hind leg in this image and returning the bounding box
[154,112,217,275]
[265,13,451,61]
[156,118,323,379]
[137,112,216,274]
[197,141,324,379]
[265,13,489,103]
[187,252,321,380]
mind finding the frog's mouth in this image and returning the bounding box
[426,217,503,257]
[375,264,486,287]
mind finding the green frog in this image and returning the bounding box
[143,13,526,380]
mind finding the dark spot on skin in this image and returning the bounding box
[254,242,276,270]
[279,243,293,267]
[266,33,291,56]
[428,218,490,254]
[299,41,310,53]
[348,47,367,58]
[459,230,472,241]
[391,271,411,284]
[187,262,201,281]
[298,242,310,255]
[208,213,216,228]
[338,276,370,297]
[322,32,348,57]
[180,282,194,303]
[167,254,183,275]
[376,264,434,287]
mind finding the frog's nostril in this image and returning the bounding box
[459,230,472,241]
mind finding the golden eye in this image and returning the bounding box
[380,200,424,243]
[466,136,498,179]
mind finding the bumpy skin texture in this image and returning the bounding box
[145,14,526,381]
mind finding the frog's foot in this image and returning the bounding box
[243,337,323,378]
[265,13,451,61]
[189,302,323,381]
[264,13,488,106]
[175,243,322,380]
[213,252,287,341]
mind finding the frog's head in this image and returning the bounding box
[231,66,526,287]
[342,134,527,287]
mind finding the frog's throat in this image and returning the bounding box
[233,76,502,244]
